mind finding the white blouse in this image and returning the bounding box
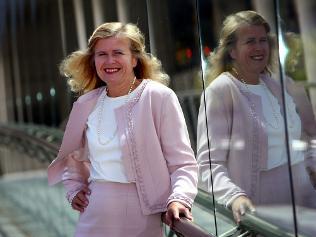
[86,82,144,182]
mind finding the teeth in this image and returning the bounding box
[105,68,119,73]
[252,55,264,60]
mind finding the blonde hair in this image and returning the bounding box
[206,10,276,83]
[59,22,169,94]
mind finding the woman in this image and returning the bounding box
[48,22,198,237]
[197,10,316,223]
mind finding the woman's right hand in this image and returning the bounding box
[71,187,91,212]
[231,196,255,224]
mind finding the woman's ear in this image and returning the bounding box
[229,48,236,60]
[132,56,137,68]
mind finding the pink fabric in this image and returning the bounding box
[259,161,316,208]
[74,182,163,237]
[48,80,198,215]
[197,72,316,206]
[61,150,90,203]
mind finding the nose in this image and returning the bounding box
[253,42,264,51]
[105,55,114,64]
[257,40,267,49]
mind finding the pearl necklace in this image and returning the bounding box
[97,77,137,145]
[231,68,280,129]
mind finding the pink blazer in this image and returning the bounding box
[197,72,316,206]
[48,80,198,215]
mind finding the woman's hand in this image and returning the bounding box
[231,196,255,224]
[163,201,193,227]
[71,186,91,212]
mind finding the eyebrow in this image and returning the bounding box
[94,49,125,54]
[95,48,125,52]
[241,37,255,42]
[242,36,267,41]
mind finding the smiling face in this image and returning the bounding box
[230,24,270,77]
[94,36,137,88]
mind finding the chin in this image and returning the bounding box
[103,76,118,83]
[252,65,267,74]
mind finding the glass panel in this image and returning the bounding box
[146,0,202,151]
[196,1,303,236]
[278,0,316,236]
[146,0,212,234]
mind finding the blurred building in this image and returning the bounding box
[1,0,315,127]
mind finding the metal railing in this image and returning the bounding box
[195,190,311,237]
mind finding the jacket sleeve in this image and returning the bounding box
[196,87,247,207]
[47,147,89,204]
[61,148,90,204]
[159,91,198,209]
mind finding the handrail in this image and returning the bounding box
[196,189,310,237]
[0,124,60,151]
[0,124,60,163]
[171,217,215,237]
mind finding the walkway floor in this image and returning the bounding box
[0,171,66,237]
[0,188,45,237]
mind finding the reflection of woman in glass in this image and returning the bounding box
[48,22,198,236]
[197,10,316,223]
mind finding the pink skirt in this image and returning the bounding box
[74,182,163,237]
[259,161,316,207]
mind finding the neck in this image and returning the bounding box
[106,77,137,97]
[231,67,260,85]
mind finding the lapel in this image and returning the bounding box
[229,72,264,115]
[56,88,103,160]
[228,73,268,169]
